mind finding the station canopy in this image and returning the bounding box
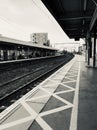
[42,0,97,41]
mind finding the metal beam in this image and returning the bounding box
[91,0,97,6]
[89,6,97,31]
[87,34,92,65]
[84,0,87,11]
[58,10,93,18]
[68,34,85,37]
[93,27,96,67]
[55,43,80,45]
[87,41,90,65]
[68,33,86,38]
[64,28,79,31]
[57,0,65,13]
[64,27,88,31]
[58,16,91,21]
[89,38,92,58]
[83,0,87,26]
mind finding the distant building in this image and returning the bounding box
[30,33,48,46]
[43,39,50,46]
[78,46,82,52]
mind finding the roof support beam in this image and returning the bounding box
[57,0,65,13]
[65,28,79,31]
[64,25,89,30]
[89,0,97,31]
[89,6,97,31]
[91,0,97,6]
[69,33,86,37]
[58,16,91,21]
[84,0,87,11]
[65,27,88,31]
[93,27,96,67]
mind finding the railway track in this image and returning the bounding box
[0,54,74,112]
[0,55,67,85]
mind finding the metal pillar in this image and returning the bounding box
[89,37,92,58]
[87,39,90,65]
[27,47,30,58]
[85,38,88,62]
[93,27,96,67]
[14,46,18,60]
[86,36,90,65]
[3,49,8,61]
[86,33,92,66]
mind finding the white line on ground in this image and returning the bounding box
[0,116,33,130]
[36,116,53,130]
[40,105,72,117]
[40,87,73,106]
[60,83,75,90]
[66,75,77,78]
[48,79,76,90]
[55,89,75,95]
[63,77,76,81]
[61,80,76,84]
[21,101,37,117]
[26,95,50,102]
[69,60,80,130]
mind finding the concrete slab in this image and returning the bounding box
[42,108,72,130]
[54,84,70,92]
[62,78,72,82]
[77,58,97,130]
[43,87,56,93]
[57,91,75,103]
[41,96,67,112]
[26,102,45,113]
[27,96,50,104]
[30,89,48,98]
[63,82,76,88]
[4,120,33,130]
[1,105,30,125]
[65,75,78,80]
[28,121,43,130]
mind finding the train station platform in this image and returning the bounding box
[0,55,96,130]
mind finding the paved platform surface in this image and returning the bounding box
[0,55,97,130]
[77,56,97,130]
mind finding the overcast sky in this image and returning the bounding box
[0,0,84,48]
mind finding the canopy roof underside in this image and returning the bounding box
[42,0,97,40]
